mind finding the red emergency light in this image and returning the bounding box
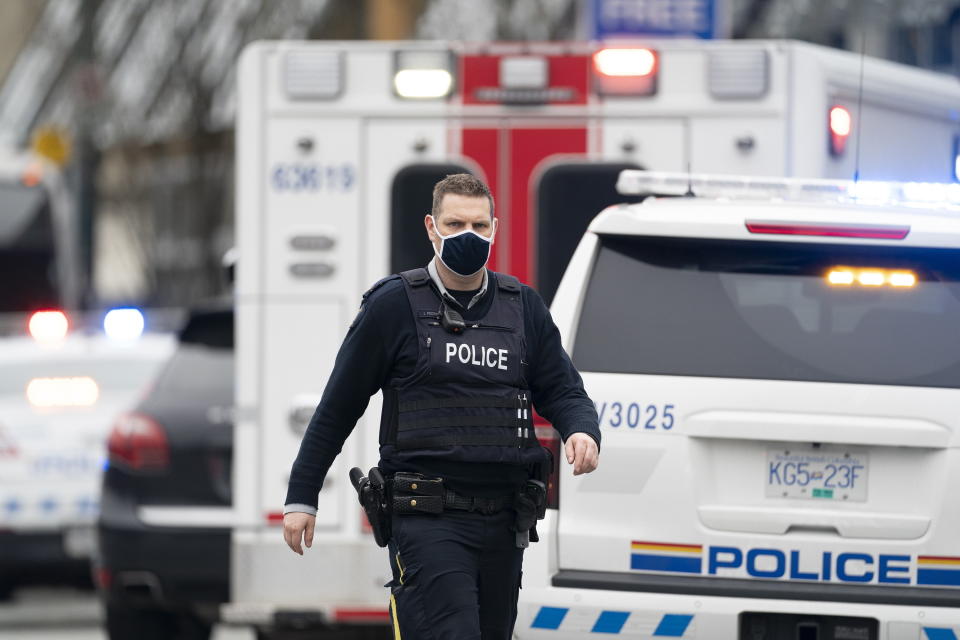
[829,105,852,157]
[592,48,658,97]
[593,48,656,77]
[28,310,69,343]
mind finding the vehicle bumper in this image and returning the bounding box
[97,485,228,611]
[0,530,91,586]
[224,530,392,627]
[516,579,960,640]
[97,523,229,606]
[518,511,960,639]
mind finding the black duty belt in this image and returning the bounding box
[442,490,514,515]
[390,472,514,516]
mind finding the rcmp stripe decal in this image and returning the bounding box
[531,607,569,630]
[924,628,959,640]
[918,556,960,587]
[654,615,694,637]
[631,554,702,573]
[530,608,694,636]
[631,541,703,575]
[1,495,99,520]
[917,569,960,587]
[632,542,703,553]
[592,611,629,634]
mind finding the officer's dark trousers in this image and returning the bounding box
[387,509,523,640]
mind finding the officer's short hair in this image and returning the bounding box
[432,173,495,219]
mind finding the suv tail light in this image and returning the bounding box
[107,412,170,472]
[534,414,561,509]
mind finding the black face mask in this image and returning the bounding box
[433,229,493,277]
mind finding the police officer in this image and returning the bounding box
[282,174,600,639]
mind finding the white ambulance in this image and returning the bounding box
[519,171,960,639]
[227,39,960,634]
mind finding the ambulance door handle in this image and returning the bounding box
[288,394,322,435]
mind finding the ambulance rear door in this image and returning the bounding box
[233,42,376,611]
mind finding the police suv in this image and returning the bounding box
[0,309,173,596]
[517,172,960,640]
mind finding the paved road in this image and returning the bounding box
[0,586,254,639]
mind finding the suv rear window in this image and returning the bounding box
[154,309,234,398]
[573,235,960,388]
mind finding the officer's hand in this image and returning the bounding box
[283,512,316,555]
[565,433,599,475]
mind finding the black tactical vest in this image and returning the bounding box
[379,268,545,467]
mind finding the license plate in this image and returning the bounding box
[741,612,877,640]
[765,447,868,502]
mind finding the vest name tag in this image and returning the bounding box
[445,342,508,371]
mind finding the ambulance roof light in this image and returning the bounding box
[592,48,658,97]
[830,106,852,137]
[283,51,343,100]
[616,170,960,210]
[393,50,454,100]
[593,48,656,77]
[829,105,852,156]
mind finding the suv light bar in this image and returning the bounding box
[29,310,69,343]
[616,171,960,209]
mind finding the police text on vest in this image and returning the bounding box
[446,343,508,370]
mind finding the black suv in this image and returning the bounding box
[95,304,233,640]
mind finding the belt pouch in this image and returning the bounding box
[392,473,444,497]
[393,494,443,514]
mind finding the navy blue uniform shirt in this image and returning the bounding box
[285,271,600,509]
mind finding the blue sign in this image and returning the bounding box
[590,0,721,40]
